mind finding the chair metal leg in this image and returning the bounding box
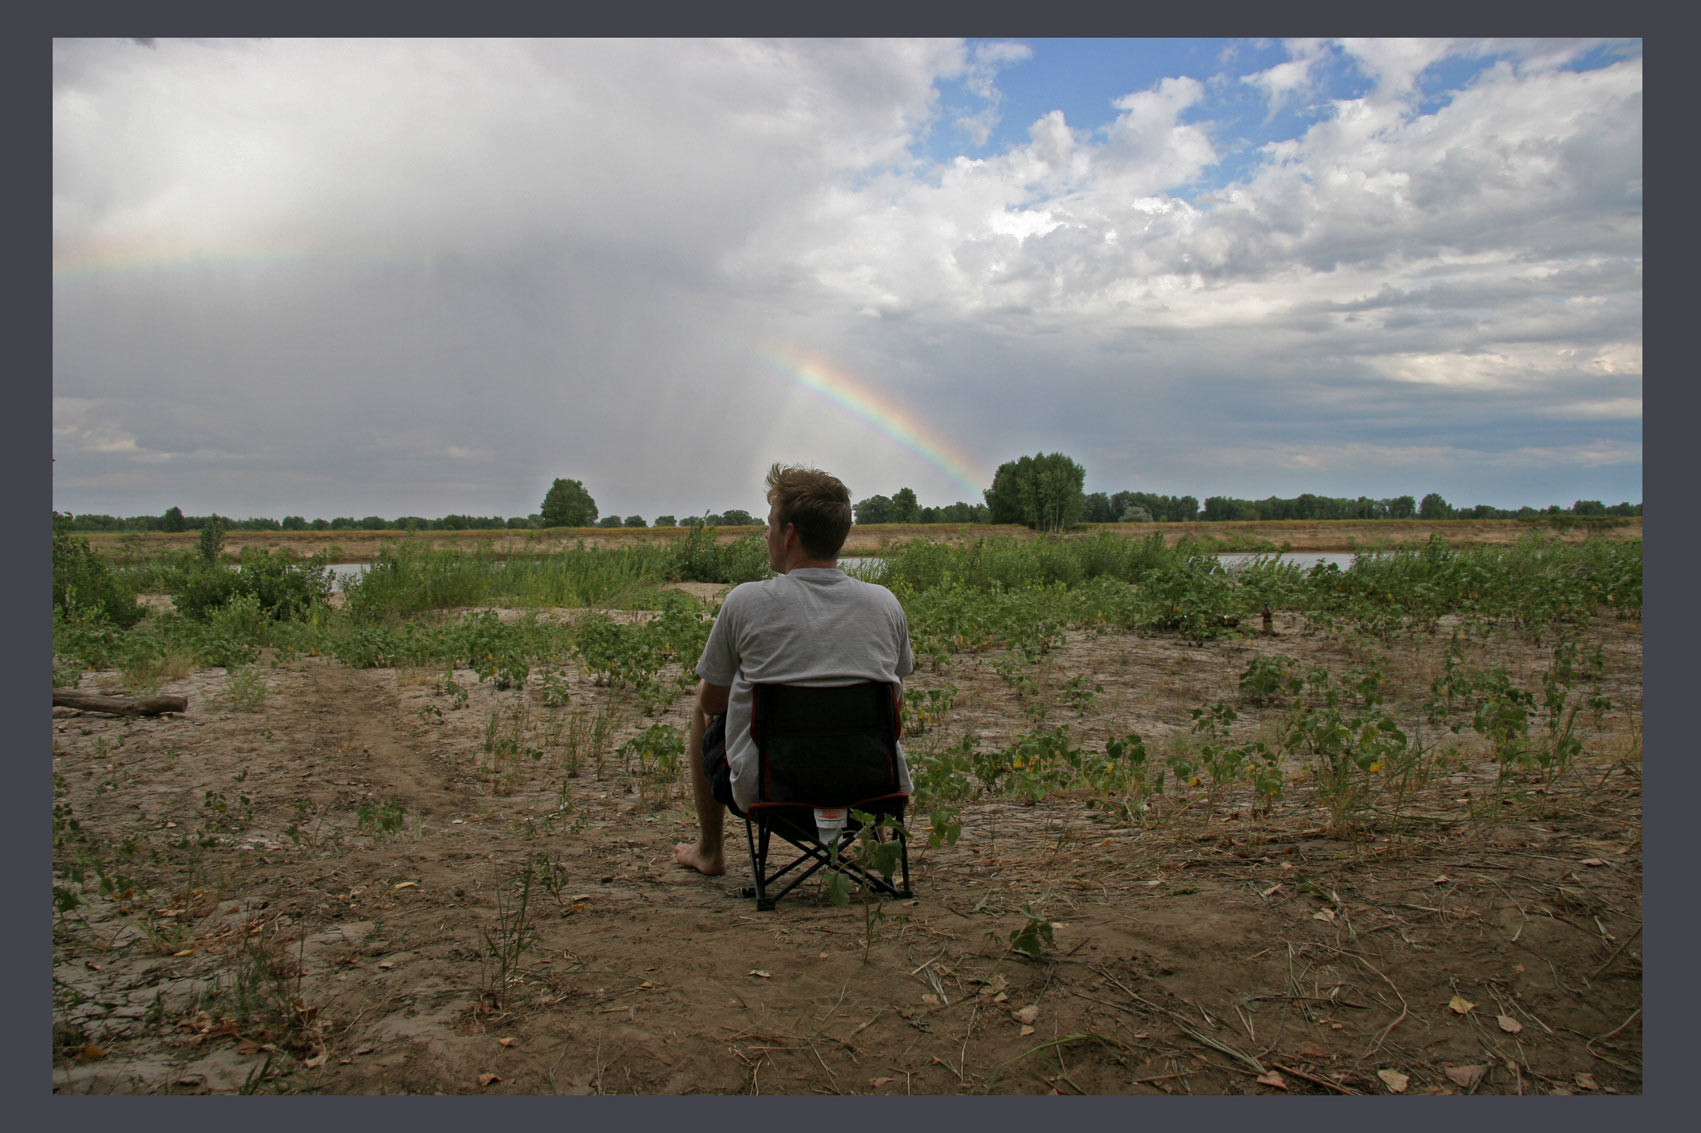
[744,808,915,911]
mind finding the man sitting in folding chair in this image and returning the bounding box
[672,463,915,907]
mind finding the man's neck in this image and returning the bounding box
[780,557,837,573]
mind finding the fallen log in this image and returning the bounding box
[52,689,188,717]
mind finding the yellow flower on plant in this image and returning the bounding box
[1369,761,1384,773]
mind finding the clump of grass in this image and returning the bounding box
[338,535,764,621]
[225,663,270,711]
[200,918,324,1063]
[355,797,406,836]
[119,646,195,695]
[480,860,539,1010]
[343,540,495,619]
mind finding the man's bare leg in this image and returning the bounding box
[673,705,725,875]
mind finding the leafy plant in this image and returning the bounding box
[1060,674,1102,713]
[826,810,910,960]
[1007,905,1056,960]
[1003,727,1084,804]
[900,685,958,734]
[1190,700,1247,819]
[459,610,532,689]
[924,805,962,849]
[1239,653,1302,706]
[621,723,684,804]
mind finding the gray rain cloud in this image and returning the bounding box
[53,37,1642,521]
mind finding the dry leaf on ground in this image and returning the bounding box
[1448,995,1476,1014]
[1445,1064,1486,1089]
[1377,1068,1410,1093]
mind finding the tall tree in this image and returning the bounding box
[540,478,598,528]
[854,495,894,524]
[890,487,920,523]
[984,453,1086,533]
[1418,492,1454,520]
[984,463,1025,525]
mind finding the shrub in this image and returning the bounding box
[52,520,145,628]
[669,525,772,585]
[169,549,333,621]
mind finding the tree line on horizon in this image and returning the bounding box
[54,457,1642,535]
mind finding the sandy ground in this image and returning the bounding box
[51,600,1641,1095]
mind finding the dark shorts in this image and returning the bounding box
[701,714,745,817]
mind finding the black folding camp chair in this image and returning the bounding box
[740,681,913,912]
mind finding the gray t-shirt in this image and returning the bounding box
[696,567,915,811]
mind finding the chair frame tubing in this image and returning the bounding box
[744,808,912,912]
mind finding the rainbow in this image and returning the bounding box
[52,236,335,285]
[755,343,985,501]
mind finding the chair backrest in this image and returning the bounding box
[749,682,902,808]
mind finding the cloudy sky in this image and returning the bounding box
[51,37,1643,523]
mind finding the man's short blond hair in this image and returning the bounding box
[766,463,853,561]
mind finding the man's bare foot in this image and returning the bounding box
[673,842,725,876]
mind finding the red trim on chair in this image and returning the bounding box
[747,791,910,815]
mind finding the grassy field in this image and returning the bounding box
[82,516,1643,563]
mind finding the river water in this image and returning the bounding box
[326,550,1364,586]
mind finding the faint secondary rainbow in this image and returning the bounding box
[755,344,985,501]
[53,236,339,285]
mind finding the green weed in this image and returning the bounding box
[1006,905,1056,960]
[355,797,406,836]
[480,860,539,1010]
[225,663,270,712]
